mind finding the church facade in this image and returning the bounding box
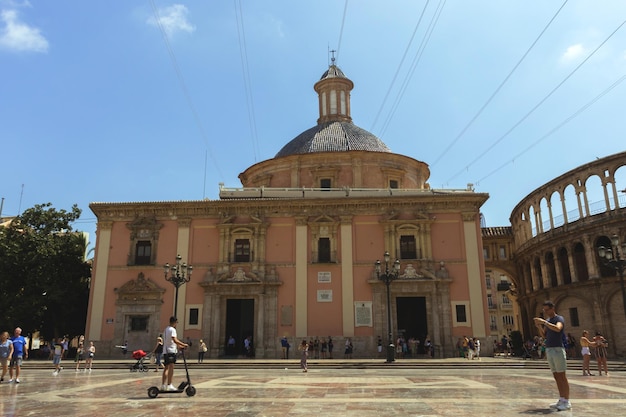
[86,63,490,358]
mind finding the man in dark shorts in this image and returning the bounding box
[161,317,188,391]
[534,300,571,411]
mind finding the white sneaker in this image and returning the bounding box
[549,400,562,409]
[8,378,13,383]
[556,401,571,411]
[167,384,177,391]
[15,378,20,384]
[53,371,58,376]
[161,384,167,391]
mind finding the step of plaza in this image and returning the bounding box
[20,356,626,371]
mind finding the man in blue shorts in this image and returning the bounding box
[9,327,28,383]
[534,301,570,411]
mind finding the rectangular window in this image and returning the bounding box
[389,180,398,189]
[483,247,490,260]
[320,178,331,189]
[135,241,151,265]
[399,235,417,259]
[235,239,251,262]
[487,294,494,309]
[490,315,497,331]
[455,305,467,323]
[485,277,491,289]
[318,237,331,263]
[189,308,199,326]
[499,245,507,259]
[569,307,579,327]
[129,316,148,332]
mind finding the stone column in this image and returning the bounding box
[87,220,113,341]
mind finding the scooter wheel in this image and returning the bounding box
[142,367,149,372]
[185,385,196,397]
[147,386,160,398]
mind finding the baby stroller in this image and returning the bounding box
[130,349,151,372]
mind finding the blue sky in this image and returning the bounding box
[2,0,625,249]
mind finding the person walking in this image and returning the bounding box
[9,327,28,383]
[161,317,188,392]
[298,340,309,372]
[85,341,95,372]
[52,337,65,376]
[0,331,14,383]
[534,300,571,411]
[152,336,164,372]
[579,330,595,376]
[198,339,207,363]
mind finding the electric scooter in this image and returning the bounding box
[147,349,196,398]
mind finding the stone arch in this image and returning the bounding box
[563,183,577,223]
[573,242,589,282]
[529,205,538,237]
[558,246,572,284]
[584,174,606,216]
[545,251,557,288]
[615,165,626,209]
[533,257,543,289]
[550,189,565,229]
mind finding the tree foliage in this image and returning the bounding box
[0,203,92,340]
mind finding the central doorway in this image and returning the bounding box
[396,296,428,353]
[225,299,254,357]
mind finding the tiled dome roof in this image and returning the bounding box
[275,121,391,158]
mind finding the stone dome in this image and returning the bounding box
[275,63,391,158]
[275,121,391,158]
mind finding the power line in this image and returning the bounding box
[148,0,224,182]
[446,17,626,184]
[475,73,626,185]
[431,0,568,168]
[379,0,446,138]
[234,0,260,162]
[335,0,349,64]
[370,0,430,132]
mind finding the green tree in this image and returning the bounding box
[0,203,91,340]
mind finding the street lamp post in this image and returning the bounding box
[375,251,400,363]
[163,254,193,319]
[598,234,626,321]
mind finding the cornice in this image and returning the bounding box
[89,194,489,221]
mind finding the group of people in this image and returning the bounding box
[579,330,609,376]
[0,327,97,383]
[0,327,27,384]
[281,336,334,360]
[457,336,481,360]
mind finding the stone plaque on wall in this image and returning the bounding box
[355,302,373,327]
[317,290,332,302]
[318,271,331,283]
[281,305,293,326]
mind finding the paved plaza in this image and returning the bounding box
[1,358,625,416]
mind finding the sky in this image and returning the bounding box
[2,0,626,251]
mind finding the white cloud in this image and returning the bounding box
[561,43,585,62]
[0,9,48,52]
[147,4,195,37]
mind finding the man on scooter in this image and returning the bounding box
[161,316,188,391]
